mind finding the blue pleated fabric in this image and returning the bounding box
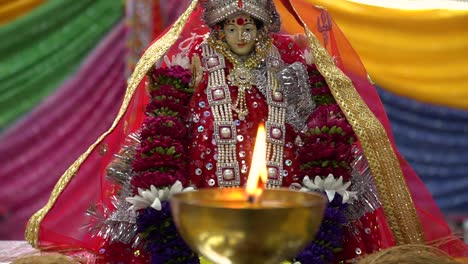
[377,87,468,214]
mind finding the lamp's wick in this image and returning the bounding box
[247,194,256,204]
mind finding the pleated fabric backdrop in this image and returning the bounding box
[0,0,126,239]
[0,0,44,26]
[378,88,468,214]
[300,0,468,109]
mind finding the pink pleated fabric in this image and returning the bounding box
[0,21,126,240]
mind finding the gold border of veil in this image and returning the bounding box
[305,26,424,244]
[295,4,424,244]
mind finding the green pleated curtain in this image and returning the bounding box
[0,0,123,129]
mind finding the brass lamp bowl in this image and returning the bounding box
[170,188,327,264]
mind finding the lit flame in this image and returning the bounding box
[246,124,268,201]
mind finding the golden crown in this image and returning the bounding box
[203,0,281,31]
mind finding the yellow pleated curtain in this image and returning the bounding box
[283,0,468,109]
[0,0,44,25]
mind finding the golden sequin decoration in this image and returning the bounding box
[228,66,254,119]
[98,143,108,156]
[25,0,200,248]
[124,120,129,134]
[304,25,425,245]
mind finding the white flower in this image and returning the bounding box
[304,49,314,65]
[163,53,190,69]
[126,180,195,211]
[300,174,357,204]
[169,180,195,197]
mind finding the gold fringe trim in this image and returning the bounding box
[25,0,200,248]
[304,25,425,244]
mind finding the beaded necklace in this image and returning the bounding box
[207,34,272,120]
[203,35,287,188]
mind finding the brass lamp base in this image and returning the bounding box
[171,188,326,264]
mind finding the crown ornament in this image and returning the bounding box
[202,0,281,32]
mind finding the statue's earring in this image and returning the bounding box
[218,30,225,40]
[255,29,264,42]
[213,24,225,40]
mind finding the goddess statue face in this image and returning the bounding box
[223,14,258,56]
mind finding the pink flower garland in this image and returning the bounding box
[131,66,193,192]
[129,65,199,263]
[294,64,358,263]
[298,64,356,182]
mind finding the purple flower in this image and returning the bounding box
[136,203,199,264]
[295,197,347,264]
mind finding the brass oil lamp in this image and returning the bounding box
[171,125,326,264]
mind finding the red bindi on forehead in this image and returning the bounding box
[226,16,253,26]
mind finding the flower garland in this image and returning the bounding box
[131,66,193,190]
[129,64,199,264]
[299,64,356,183]
[292,64,358,264]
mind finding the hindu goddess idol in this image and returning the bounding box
[25,0,467,263]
